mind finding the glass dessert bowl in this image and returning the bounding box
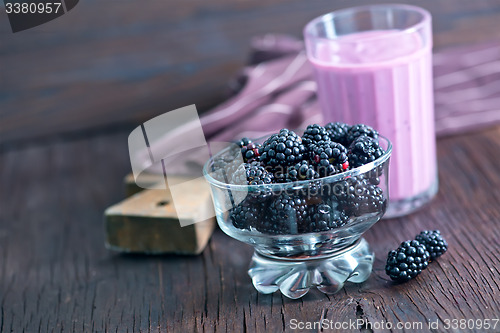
[203,135,392,299]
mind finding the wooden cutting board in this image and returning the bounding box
[104,174,215,255]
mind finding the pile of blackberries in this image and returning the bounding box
[386,230,448,282]
[211,123,388,235]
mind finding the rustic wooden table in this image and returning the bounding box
[1,0,500,332]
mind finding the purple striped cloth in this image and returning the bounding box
[144,35,500,175]
[203,34,500,142]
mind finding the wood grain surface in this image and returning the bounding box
[2,0,500,145]
[1,1,500,332]
[1,126,499,332]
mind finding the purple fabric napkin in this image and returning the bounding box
[145,35,500,175]
[203,34,500,141]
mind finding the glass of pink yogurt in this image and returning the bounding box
[304,4,438,217]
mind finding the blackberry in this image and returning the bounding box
[348,136,384,168]
[231,162,274,201]
[210,151,242,183]
[240,142,262,163]
[259,129,306,168]
[211,155,232,171]
[385,240,430,282]
[308,204,349,232]
[230,201,263,230]
[336,178,386,216]
[323,177,363,198]
[272,171,289,184]
[325,122,350,146]
[286,160,319,182]
[260,194,308,235]
[319,193,340,210]
[327,209,349,229]
[309,141,349,177]
[415,230,448,260]
[237,137,252,148]
[231,162,274,185]
[346,124,379,145]
[358,167,383,185]
[302,124,330,147]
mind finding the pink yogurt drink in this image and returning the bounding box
[305,5,438,217]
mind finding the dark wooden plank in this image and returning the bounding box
[2,0,500,144]
[1,126,500,332]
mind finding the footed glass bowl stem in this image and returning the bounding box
[248,238,374,299]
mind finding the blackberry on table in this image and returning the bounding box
[241,142,262,163]
[230,201,263,230]
[287,160,319,182]
[348,136,384,168]
[259,194,308,235]
[325,122,350,146]
[346,124,379,145]
[302,124,330,147]
[336,178,386,216]
[308,204,349,232]
[415,230,448,260]
[309,141,349,177]
[385,240,430,282]
[259,129,306,168]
